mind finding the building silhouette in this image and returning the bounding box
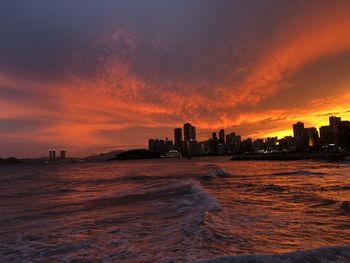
[148,138,174,155]
[184,123,196,141]
[210,132,218,154]
[174,128,183,153]
[278,136,294,152]
[219,129,225,144]
[253,138,264,153]
[183,123,197,156]
[226,132,241,154]
[293,122,308,151]
[49,149,56,160]
[241,138,253,153]
[265,137,278,152]
[305,127,319,150]
[60,149,66,159]
[320,116,350,150]
[147,115,349,157]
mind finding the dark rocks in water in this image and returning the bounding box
[0,157,25,165]
[112,149,161,160]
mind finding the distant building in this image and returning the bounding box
[293,122,308,151]
[60,149,66,159]
[320,125,332,145]
[165,138,173,153]
[197,140,211,154]
[188,139,198,155]
[184,123,196,141]
[49,149,56,160]
[320,116,350,150]
[329,116,341,127]
[305,127,319,150]
[183,123,197,156]
[278,136,294,152]
[148,139,157,152]
[265,137,278,152]
[241,138,253,153]
[174,128,182,153]
[253,139,265,153]
[339,121,350,149]
[148,139,163,154]
[226,132,241,154]
[217,143,226,155]
[219,129,225,144]
[149,137,174,155]
[210,132,218,154]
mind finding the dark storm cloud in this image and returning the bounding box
[0,0,300,84]
[0,118,51,133]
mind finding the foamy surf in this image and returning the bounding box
[194,245,350,263]
[200,167,231,180]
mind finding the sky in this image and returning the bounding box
[1,0,350,157]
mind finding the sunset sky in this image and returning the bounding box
[1,0,350,157]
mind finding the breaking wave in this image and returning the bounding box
[194,245,350,263]
[200,168,231,180]
[88,180,221,212]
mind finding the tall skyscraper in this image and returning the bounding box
[219,129,225,144]
[174,128,182,152]
[183,123,196,141]
[293,122,305,137]
[210,132,218,154]
[183,123,197,156]
[329,116,341,127]
[60,149,66,159]
[226,132,241,154]
[320,116,345,147]
[305,127,319,149]
[183,123,192,142]
[191,125,196,141]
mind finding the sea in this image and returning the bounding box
[0,157,350,262]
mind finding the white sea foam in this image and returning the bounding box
[194,245,350,263]
[201,168,231,180]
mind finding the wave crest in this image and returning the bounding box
[88,180,221,212]
[194,245,350,263]
[201,168,231,180]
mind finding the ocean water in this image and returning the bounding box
[0,157,350,262]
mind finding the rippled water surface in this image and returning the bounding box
[1,157,350,262]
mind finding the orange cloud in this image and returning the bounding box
[223,2,350,106]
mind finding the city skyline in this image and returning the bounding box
[148,115,350,156]
[1,1,350,157]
